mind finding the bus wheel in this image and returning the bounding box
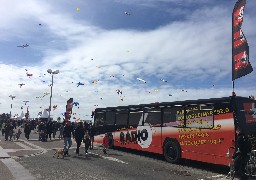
[164,140,181,164]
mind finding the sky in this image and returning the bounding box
[0,0,255,121]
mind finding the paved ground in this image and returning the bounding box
[0,128,242,180]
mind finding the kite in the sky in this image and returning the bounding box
[124,12,131,15]
[26,73,33,78]
[76,7,80,11]
[137,78,146,83]
[160,79,167,82]
[169,94,172,96]
[77,82,84,87]
[73,102,79,106]
[9,95,16,100]
[92,80,99,84]
[53,105,57,110]
[23,101,29,105]
[17,44,29,48]
[116,89,122,95]
[18,83,25,88]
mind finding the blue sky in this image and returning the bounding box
[0,0,255,120]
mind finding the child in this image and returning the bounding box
[16,128,22,141]
[83,135,91,154]
[102,133,109,154]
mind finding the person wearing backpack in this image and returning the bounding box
[233,127,251,180]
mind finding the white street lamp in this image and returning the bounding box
[47,69,59,121]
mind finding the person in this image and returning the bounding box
[24,123,31,140]
[9,123,14,141]
[84,134,91,154]
[4,123,10,141]
[63,121,73,156]
[15,128,22,140]
[233,127,251,180]
[2,122,5,136]
[102,133,109,154]
[58,124,64,139]
[46,121,53,141]
[74,122,85,155]
[88,125,95,149]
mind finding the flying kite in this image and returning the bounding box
[77,82,84,87]
[17,44,29,48]
[23,101,29,105]
[73,102,79,106]
[137,78,146,83]
[160,79,167,82]
[124,12,131,15]
[26,73,33,78]
[53,105,57,110]
[9,95,16,100]
[92,80,99,84]
[18,83,25,88]
[116,89,122,95]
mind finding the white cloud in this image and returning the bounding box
[0,0,255,119]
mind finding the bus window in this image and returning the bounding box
[94,112,105,126]
[144,108,161,126]
[105,111,115,125]
[185,105,214,129]
[116,112,128,125]
[129,111,143,126]
[163,107,184,127]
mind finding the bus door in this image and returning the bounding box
[140,107,162,153]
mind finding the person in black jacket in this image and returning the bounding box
[74,122,85,155]
[233,127,250,180]
[24,123,31,140]
[63,121,73,156]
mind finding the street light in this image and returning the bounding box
[47,69,59,121]
[9,95,16,117]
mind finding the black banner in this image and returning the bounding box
[232,0,253,80]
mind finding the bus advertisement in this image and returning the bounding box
[93,96,256,166]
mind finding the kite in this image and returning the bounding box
[73,102,79,106]
[18,83,25,88]
[124,12,131,15]
[116,89,122,95]
[23,101,29,105]
[9,95,16,100]
[77,82,85,87]
[39,24,42,26]
[26,73,33,78]
[137,78,146,83]
[17,44,29,48]
[92,80,99,84]
[91,58,94,60]
[53,105,57,110]
[76,7,80,11]
[169,94,172,96]
[160,79,167,82]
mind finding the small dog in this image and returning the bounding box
[53,149,64,159]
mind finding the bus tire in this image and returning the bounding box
[163,140,181,164]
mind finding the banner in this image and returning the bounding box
[232,0,253,80]
[65,98,73,122]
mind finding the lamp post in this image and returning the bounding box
[9,95,16,117]
[47,69,59,122]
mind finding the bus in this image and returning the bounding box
[93,96,256,166]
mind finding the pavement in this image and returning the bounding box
[0,128,64,180]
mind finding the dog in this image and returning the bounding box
[53,149,65,159]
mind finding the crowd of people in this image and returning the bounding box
[0,113,98,156]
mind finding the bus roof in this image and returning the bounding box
[94,96,250,113]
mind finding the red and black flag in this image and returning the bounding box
[65,98,73,122]
[232,0,253,80]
